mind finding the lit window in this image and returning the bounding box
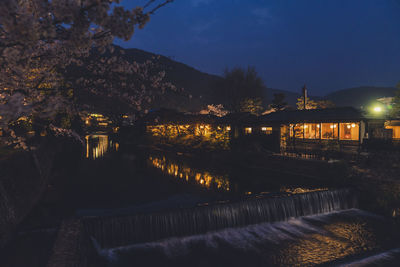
[289,124,294,137]
[226,126,231,131]
[261,127,273,135]
[245,127,252,134]
[339,123,359,140]
[304,123,320,139]
[321,123,338,139]
[385,125,400,139]
[293,124,304,139]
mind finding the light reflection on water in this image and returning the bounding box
[85,135,119,160]
[148,156,231,191]
[102,209,400,267]
[148,154,328,196]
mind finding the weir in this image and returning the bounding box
[83,189,357,249]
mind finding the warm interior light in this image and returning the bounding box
[262,127,267,131]
[351,123,356,128]
[347,124,351,129]
[226,126,231,131]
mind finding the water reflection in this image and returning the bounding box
[101,209,400,267]
[148,154,330,196]
[85,135,119,160]
[149,155,231,191]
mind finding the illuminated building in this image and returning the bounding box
[143,107,400,154]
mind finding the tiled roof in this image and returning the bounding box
[260,107,365,123]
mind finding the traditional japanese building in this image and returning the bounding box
[143,107,399,154]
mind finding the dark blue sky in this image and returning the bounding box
[116,0,400,96]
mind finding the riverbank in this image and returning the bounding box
[350,151,400,218]
[0,136,82,266]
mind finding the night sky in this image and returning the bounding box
[116,0,400,96]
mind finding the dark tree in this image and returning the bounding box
[270,93,287,111]
[317,100,336,109]
[390,82,400,117]
[215,67,265,113]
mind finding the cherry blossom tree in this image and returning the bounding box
[199,104,229,117]
[0,0,173,148]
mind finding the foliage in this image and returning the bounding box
[317,100,336,109]
[270,93,287,111]
[199,104,229,117]
[390,82,400,118]
[296,97,335,110]
[147,124,231,150]
[0,0,173,148]
[240,97,264,115]
[214,67,265,113]
[296,96,319,110]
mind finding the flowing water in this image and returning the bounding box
[83,189,357,248]
[79,137,400,266]
[94,209,400,267]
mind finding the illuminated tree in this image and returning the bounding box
[240,98,264,115]
[296,96,334,110]
[214,67,266,113]
[317,100,335,109]
[199,104,229,117]
[0,0,173,148]
[296,96,319,110]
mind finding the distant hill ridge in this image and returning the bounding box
[110,46,399,110]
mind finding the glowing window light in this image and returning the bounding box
[261,127,273,134]
[226,126,231,131]
[245,127,252,134]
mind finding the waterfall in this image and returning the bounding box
[83,189,357,249]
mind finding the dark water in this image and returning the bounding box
[95,209,400,267]
[79,136,400,266]
[85,134,119,160]
[146,152,331,196]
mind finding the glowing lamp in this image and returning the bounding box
[373,106,382,113]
